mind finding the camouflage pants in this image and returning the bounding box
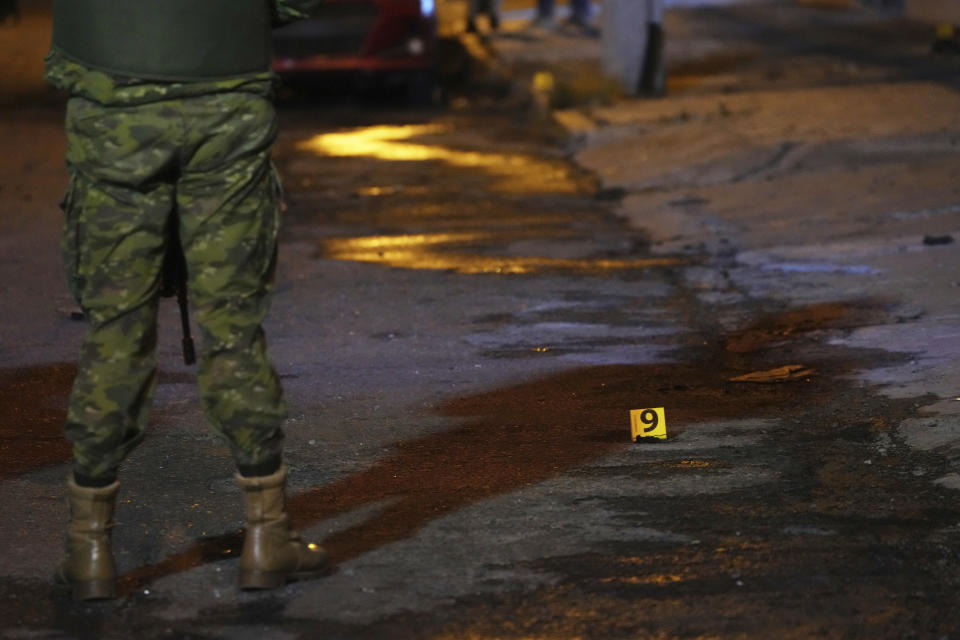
[61,92,286,480]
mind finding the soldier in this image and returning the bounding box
[45,0,328,600]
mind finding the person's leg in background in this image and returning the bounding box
[565,0,599,35]
[534,0,555,26]
[467,0,480,32]
[468,0,500,33]
[534,0,597,34]
[483,0,501,30]
[570,0,592,23]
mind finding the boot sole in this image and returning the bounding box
[239,566,331,590]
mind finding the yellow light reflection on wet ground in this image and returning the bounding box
[427,635,589,640]
[616,557,700,586]
[325,232,488,249]
[426,622,726,640]
[297,124,579,194]
[319,233,685,274]
[601,574,686,585]
[299,124,447,161]
[296,123,690,273]
[677,459,716,468]
[354,185,404,197]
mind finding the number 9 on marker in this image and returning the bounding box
[630,407,666,441]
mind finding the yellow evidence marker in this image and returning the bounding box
[631,408,667,441]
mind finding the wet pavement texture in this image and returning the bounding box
[4,3,960,639]
[2,101,959,638]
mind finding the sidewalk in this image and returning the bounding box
[485,1,960,478]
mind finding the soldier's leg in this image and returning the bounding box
[57,98,177,600]
[61,97,178,484]
[177,93,286,477]
[466,0,479,31]
[536,0,553,20]
[179,92,329,589]
[570,0,592,22]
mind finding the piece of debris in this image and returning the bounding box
[922,234,954,246]
[729,364,814,383]
[892,304,924,323]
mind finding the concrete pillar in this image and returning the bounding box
[601,0,665,96]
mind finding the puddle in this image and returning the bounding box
[297,124,581,195]
[463,321,675,350]
[757,262,881,275]
[317,232,685,274]
[287,118,690,275]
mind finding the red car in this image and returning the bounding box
[273,0,438,100]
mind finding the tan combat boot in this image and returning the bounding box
[56,476,119,601]
[236,465,330,589]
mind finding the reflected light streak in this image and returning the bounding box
[355,185,403,197]
[601,574,686,585]
[299,124,448,161]
[678,459,715,468]
[331,232,489,250]
[297,125,578,194]
[320,234,686,274]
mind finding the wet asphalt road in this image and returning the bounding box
[4,11,960,639]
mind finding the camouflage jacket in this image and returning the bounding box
[45,0,322,106]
